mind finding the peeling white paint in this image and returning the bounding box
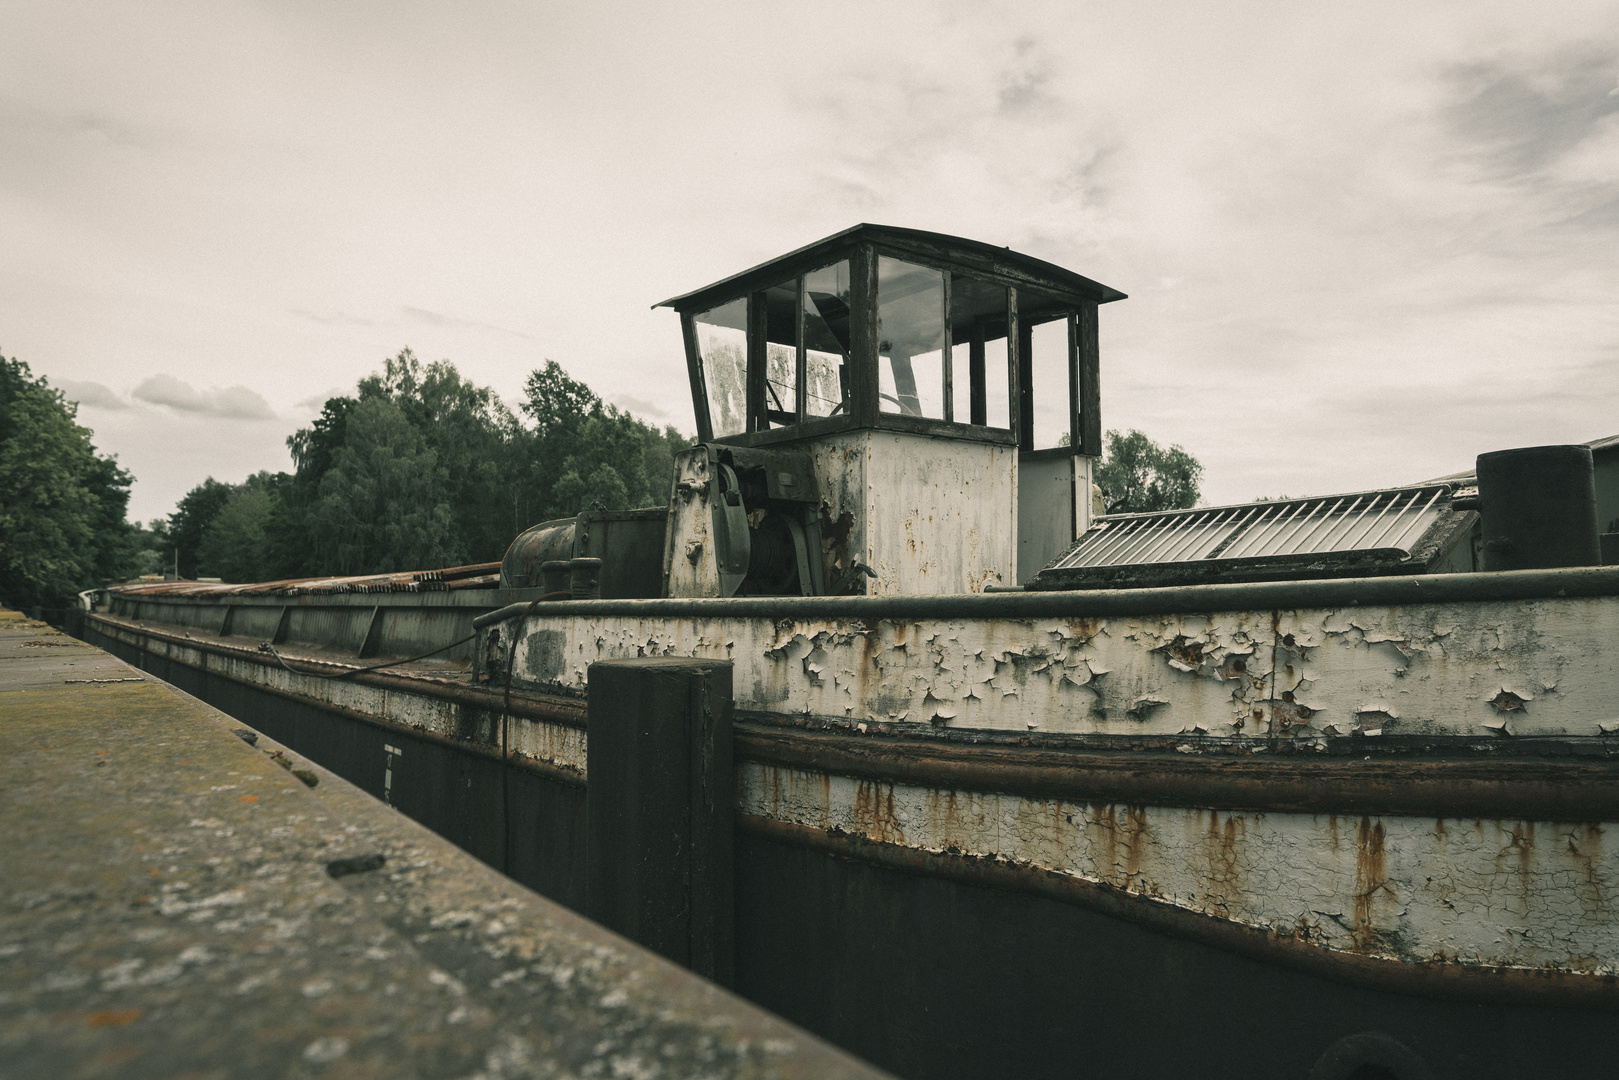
[739,763,1619,975]
[508,595,1619,738]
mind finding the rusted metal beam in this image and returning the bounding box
[1012,288,1030,452]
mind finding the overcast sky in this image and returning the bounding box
[4,1,1617,524]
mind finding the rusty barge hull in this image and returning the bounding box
[84,566,1619,1071]
[82,566,1619,1080]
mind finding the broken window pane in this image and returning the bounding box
[763,279,798,427]
[877,256,946,419]
[949,274,1011,429]
[694,298,748,437]
[803,261,851,418]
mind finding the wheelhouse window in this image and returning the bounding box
[1027,312,1072,449]
[1018,284,1080,451]
[754,262,852,429]
[694,298,748,437]
[803,262,851,419]
[762,279,798,428]
[876,257,947,419]
[948,273,1011,429]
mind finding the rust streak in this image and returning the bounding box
[1353,817,1388,941]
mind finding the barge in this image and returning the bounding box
[86,226,1619,1080]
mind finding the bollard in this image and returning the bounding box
[586,658,733,985]
[569,557,603,600]
[541,559,572,594]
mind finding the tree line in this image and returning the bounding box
[0,353,135,609]
[164,350,686,583]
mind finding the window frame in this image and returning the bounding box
[677,239,1099,454]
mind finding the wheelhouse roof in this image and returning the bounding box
[653,223,1127,313]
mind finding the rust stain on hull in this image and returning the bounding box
[1353,817,1389,944]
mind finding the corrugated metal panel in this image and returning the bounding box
[1051,485,1451,571]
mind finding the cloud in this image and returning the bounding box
[294,388,351,412]
[1444,51,1619,182]
[403,306,532,339]
[608,394,672,422]
[291,309,378,328]
[996,36,1057,116]
[55,379,130,410]
[132,374,276,420]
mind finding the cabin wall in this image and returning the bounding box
[808,430,1015,596]
[1017,453,1091,584]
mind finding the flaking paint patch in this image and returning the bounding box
[119,589,1619,742]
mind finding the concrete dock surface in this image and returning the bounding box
[0,609,887,1080]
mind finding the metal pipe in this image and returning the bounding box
[468,565,1619,625]
[734,723,1619,820]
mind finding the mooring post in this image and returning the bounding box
[586,657,734,985]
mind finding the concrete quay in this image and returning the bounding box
[0,609,886,1080]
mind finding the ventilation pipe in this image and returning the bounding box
[1475,444,1600,571]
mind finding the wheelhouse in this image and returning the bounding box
[657,224,1124,457]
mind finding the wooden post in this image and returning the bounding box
[1012,290,1032,452]
[1078,301,1101,457]
[747,292,768,433]
[680,313,714,444]
[851,245,880,428]
[969,319,987,426]
[586,658,734,985]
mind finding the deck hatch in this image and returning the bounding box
[1033,484,1468,589]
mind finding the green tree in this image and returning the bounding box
[308,397,457,574]
[256,350,692,582]
[168,478,235,579]
[130,519,172,578]
[516,361,689,520]
[521,359,603,443]
[360,349,522,562]
[0,353,134,607]
[269,396,357,578]
[85,452,137,584]
[1094,429,1203,514]
[197,473,286,583]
